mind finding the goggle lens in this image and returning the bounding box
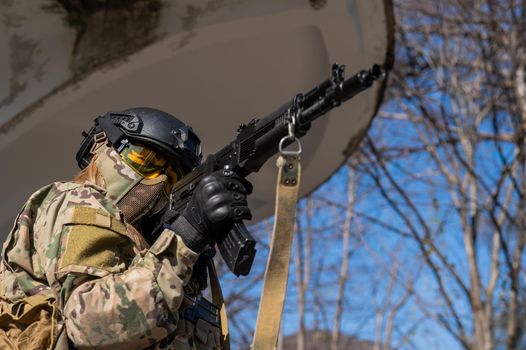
[120,143,168,179]
[119,141,187,198]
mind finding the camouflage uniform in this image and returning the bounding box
[0,146,222,349]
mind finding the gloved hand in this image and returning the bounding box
[170,169,252,252]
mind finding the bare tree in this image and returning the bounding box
[293,195,313,350]
[331,164,356,350]
[353,0,526,348]
[218,3,526,349]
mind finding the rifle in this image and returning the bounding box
[143,63,383,276]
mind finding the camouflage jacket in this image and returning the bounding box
[0,181,222,350]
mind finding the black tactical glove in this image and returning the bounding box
[170,169,252,252]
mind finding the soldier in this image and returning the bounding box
[0,107,252,349]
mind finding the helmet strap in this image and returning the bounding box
[89,130,108,154]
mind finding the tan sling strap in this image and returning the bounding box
[251,152,301,350]
[207,259,230,350]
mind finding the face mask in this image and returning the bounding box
[117,174,169,225]
[94,145,170,225]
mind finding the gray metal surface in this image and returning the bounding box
[0,0,394,238]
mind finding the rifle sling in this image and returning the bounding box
[207,259,230,350]
[251,154,301,350]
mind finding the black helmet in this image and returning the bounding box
[76,107,202,172]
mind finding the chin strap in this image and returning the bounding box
[251,151,301,350]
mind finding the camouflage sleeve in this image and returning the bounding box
[61,226,198,349]
[43,187,199,349]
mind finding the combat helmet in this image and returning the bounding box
[76,107,202,174]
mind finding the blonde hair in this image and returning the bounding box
[72,153,106,187]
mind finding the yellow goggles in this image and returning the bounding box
[119,143,169,179]
[119,142,183,185]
